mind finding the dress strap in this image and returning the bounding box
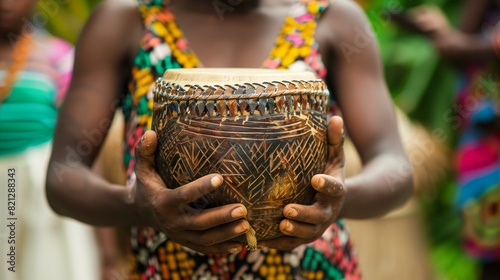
[264,0,332,78]
[137,0,168,24]
[306,0,332,17]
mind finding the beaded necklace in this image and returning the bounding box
[0,33,33,103]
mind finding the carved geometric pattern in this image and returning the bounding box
[152,79,330,118]
[153,79,329,243]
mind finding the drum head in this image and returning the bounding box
[161,68,320,86]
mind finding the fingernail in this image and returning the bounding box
[316,176,325,188]
[210,175,222,188]
[317,177,325,188]
[231,207,246,218]
[229,246,241,253]
[234,221,248,233]
[285,220,294,232]
[141,131,149,143]
[286,207,298,218]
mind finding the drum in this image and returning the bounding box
[152,68,329,250]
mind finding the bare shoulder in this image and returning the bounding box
[322,0,371,34]
[317,0,376,60]
[78,0,142,60]
[85,0,142,32]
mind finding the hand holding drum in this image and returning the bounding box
[133,130,250,254]
[133,68,346,253]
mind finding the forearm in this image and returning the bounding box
[338,153,413,219]
[46,164,142,226]
[457,33,498,62]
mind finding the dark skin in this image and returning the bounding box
[458,0,491,33]
[411,1,499,63]
[0,0,36,34]
[0,0,37,60]
[46,0,412,253]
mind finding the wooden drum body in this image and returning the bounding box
[152,68,329,248]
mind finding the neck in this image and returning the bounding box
[0,33,19,47]
[171,0,261,14]
[0,26,34,46]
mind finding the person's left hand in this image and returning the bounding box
[410,5,451,35]
[409,5,472,61]
[260,116,346,251]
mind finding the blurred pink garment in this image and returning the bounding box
[0,29,100,280]
[454,4,500,261]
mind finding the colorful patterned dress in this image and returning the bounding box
[123,1,361,279]
[455,4,500,262]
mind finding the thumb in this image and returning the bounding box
[327,116,344,168]
[134,130,158,173]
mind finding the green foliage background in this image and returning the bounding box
[42,0,477,279]
[38,0,101,44]
[363,1,475,278]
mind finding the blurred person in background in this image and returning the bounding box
[412,1,500,279]
[0,0,100,279]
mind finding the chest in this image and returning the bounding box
[127,1,336,80]
[171,8,290,68]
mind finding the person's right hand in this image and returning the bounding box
[131,130,249,254]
